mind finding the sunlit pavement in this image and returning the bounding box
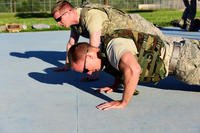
[0,27,200,133]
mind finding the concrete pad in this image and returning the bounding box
[160,27,200,39]
[0,28,200,133]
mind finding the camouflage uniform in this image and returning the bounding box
[102,30,200,85]
[155,36,200,85]
[175,39,200,85]
[72,3,200,85]
[72,3,173,74]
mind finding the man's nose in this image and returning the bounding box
[87,71,93,75]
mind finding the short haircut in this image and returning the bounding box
[52,0,74,15]
[68,42,90,64]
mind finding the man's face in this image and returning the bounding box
[53,9,72,28]
[71,52,102,75]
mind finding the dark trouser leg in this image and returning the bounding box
[173,0,197,30]
[189,0,196,19]
[185,0,197,31]
[181,0,190,22]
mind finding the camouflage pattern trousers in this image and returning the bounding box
[175,39,200,85]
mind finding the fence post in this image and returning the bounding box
[31,0,33,13]
[49,0,51,13]
[10,0,12,12]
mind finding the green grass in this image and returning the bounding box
[0,13,67,32]
[128,9,200,27]
[134,9,183,27]
[0,9,200,32]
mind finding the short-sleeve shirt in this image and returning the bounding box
[106,38,138,70]
[75,8,108,36]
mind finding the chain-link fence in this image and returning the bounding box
[0,0,199,13]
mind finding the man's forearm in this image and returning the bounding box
[121,68,140,106]
[90,31,101,48]
[66,39,75,63]
[119,53,141,106]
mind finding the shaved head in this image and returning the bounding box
[68,42,90,64]
[52,0,74,15]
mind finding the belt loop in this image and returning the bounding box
[169,42,181,74]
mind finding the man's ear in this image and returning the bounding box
[86,52,94,60]
[86,47,99,59]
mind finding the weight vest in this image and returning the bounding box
[101,29,167,83]
[71,2,134,38]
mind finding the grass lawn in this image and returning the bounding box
[0,9,200,32]
[129,9,200,27]
[0,13,67,32]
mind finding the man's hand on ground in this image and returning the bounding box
[96,87,114,93]
[96,80,119,93]
[96,100,126,110]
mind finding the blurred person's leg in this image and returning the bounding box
[185,0,197,31]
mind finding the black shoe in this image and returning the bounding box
[171,19,181,27]
[133,90,140,95]
[171,19,186,29]
[190,18,200,31]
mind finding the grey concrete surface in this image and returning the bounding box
[0,28,200,133]
[161,27,200,39]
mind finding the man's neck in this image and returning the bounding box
[74,8,80,24]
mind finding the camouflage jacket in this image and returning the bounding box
[101,29,167,83]
[70,3,134,38]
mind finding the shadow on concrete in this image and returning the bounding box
[10,51,200,95]
[10,51,114,102]
[140,76,200,92]
[160,27,200,40]
[10,51,65,67]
